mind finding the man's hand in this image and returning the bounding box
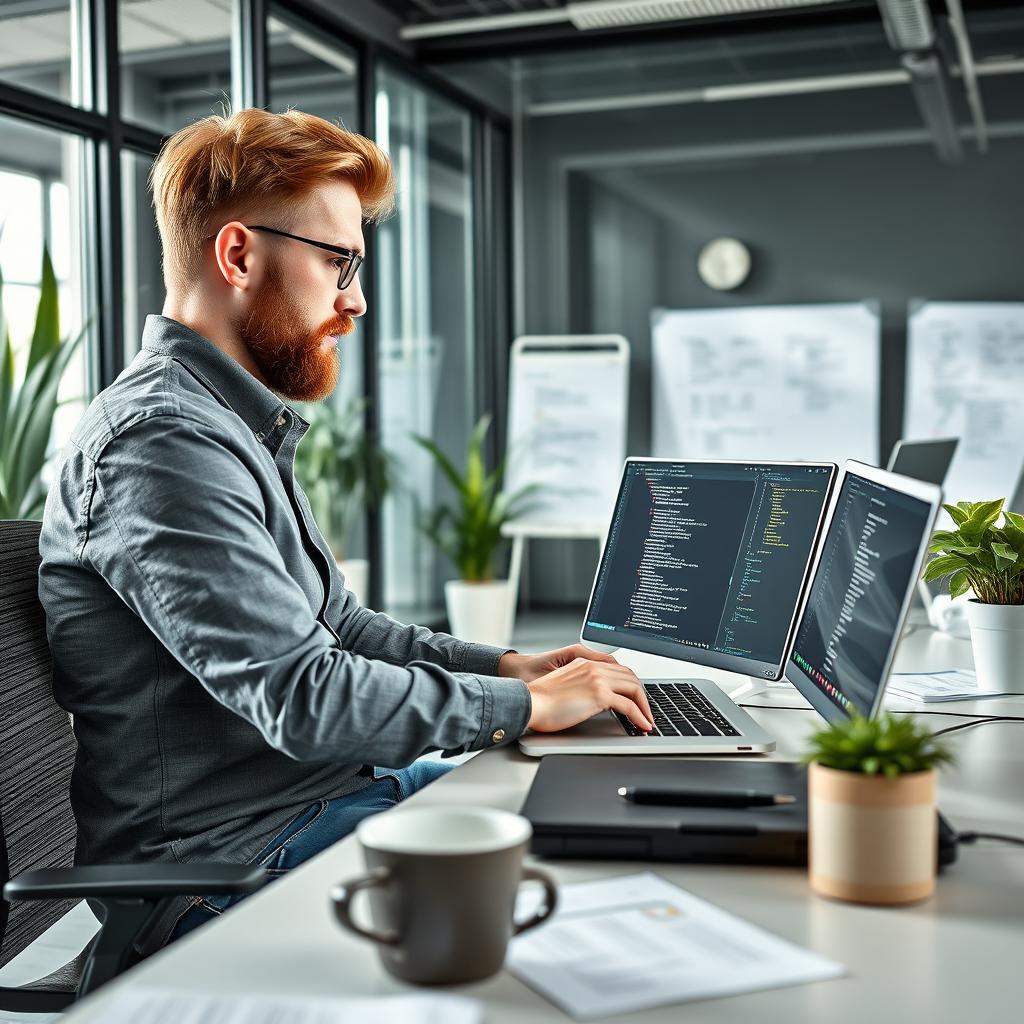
[498,644,619,683]
[504,654,654,735]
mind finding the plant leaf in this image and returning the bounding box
[27,247,60,374]
[948,569,972,599]
[991,541,1019,570]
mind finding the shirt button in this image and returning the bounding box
[276,415,286,427]
[492,728,506,744]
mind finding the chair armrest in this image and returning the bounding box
[3,863,267,901]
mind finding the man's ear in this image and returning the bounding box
[213,222,256,292]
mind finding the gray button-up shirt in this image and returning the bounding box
[38,315,531,915]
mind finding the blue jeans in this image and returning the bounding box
[169,760,452,942]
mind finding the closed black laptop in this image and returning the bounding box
[521,755,958,867]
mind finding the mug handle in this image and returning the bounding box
[512,867,558,936]
[330,867,400,946]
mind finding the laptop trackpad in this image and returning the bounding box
[555,711,626,739]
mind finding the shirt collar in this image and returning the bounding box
[140,314,307,447]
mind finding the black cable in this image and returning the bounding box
[933,716,1024,737]
[958,831,1024,848]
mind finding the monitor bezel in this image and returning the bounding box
[784,459,942,723]
[580,456,838,681]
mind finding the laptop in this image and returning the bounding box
[521,461,950,864]
[519,458,838,756]
[886,437,958,486]
[785,460,942,719]
[885,438,959,614]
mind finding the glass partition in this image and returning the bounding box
[375,64,477,621]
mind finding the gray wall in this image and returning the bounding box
[519,76,1024,605]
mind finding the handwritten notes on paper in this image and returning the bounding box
[904,302,1024,512]
[652,303,880,464]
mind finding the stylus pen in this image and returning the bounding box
[617,786,797,808]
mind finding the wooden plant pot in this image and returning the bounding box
[808,762,937,905]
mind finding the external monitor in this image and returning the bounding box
[785,461,942,722]
[581,458,837,681]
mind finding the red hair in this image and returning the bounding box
[151,108,394,289]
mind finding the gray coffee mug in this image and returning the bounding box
[330,806,557,985]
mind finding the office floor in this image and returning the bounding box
[0,609,585,1022]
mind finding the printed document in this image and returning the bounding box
[504,337,629,531]
[102,991,482,1024]
[888,668,1003,703]
[651,302,880,464]
[904,302,1024,515]
[507,871,843,1020]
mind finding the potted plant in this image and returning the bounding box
[413,415,538,647]
[923,499,1024,693]
[803,713,953,905]
[1,249,85,519]
[293,397,395,606]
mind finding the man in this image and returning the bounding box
[38,108,652,947]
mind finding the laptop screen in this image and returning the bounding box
[582,459,836,680]
[786,465,939,721]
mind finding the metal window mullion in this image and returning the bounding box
[359,41,383,611]
[233,0,268,110]
[92,0,125,389]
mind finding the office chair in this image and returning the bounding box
[0,520,265,1013]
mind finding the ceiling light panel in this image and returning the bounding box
[567,0,849,31]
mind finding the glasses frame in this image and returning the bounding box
[245,224,364,290]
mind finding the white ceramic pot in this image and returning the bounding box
[444,579,513,648]
[965,600,1024,694]
[808,762,937,905]
[337,558,370,607]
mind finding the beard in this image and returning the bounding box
[235,260,354,402]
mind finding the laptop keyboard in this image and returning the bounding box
[614,682,741,738]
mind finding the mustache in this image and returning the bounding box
[315,315,355,341]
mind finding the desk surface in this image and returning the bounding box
[66,621,1024,1021]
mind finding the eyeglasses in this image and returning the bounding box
[244,224,364,290]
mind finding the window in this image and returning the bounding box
[0,114,94,461]
[119,0,232,132]
[0,0,88,106]
[268,8,358,129]
[121,149,164,359]
[375,66,478,619]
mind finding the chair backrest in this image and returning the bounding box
[0,520,78,966]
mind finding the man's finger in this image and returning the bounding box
[570,643,618,663]
[610,694,652,732]
[611,678,654,724]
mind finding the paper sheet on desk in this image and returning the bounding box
[102,990,482,1024]
[888,669,1004,703]
[507,872,843,1020]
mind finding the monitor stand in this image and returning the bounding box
[728,677,794,702]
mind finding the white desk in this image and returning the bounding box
[66,622,1024,1021]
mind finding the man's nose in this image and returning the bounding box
[336,274,366,319]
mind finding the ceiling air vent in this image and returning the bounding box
[875,0,935,52]
[566,0,847,31]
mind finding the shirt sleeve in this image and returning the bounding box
[83,412,532,766]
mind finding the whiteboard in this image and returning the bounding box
[904,301,1024,512]
[652,302,880,464]
[504,335,629,535]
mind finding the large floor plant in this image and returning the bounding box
[0,249,84,520]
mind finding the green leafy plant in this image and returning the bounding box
[412,414,539,582]
[923,499,1024,605]
[0,248,84,520]
[803,713,953,779]
[293,397,395,560]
